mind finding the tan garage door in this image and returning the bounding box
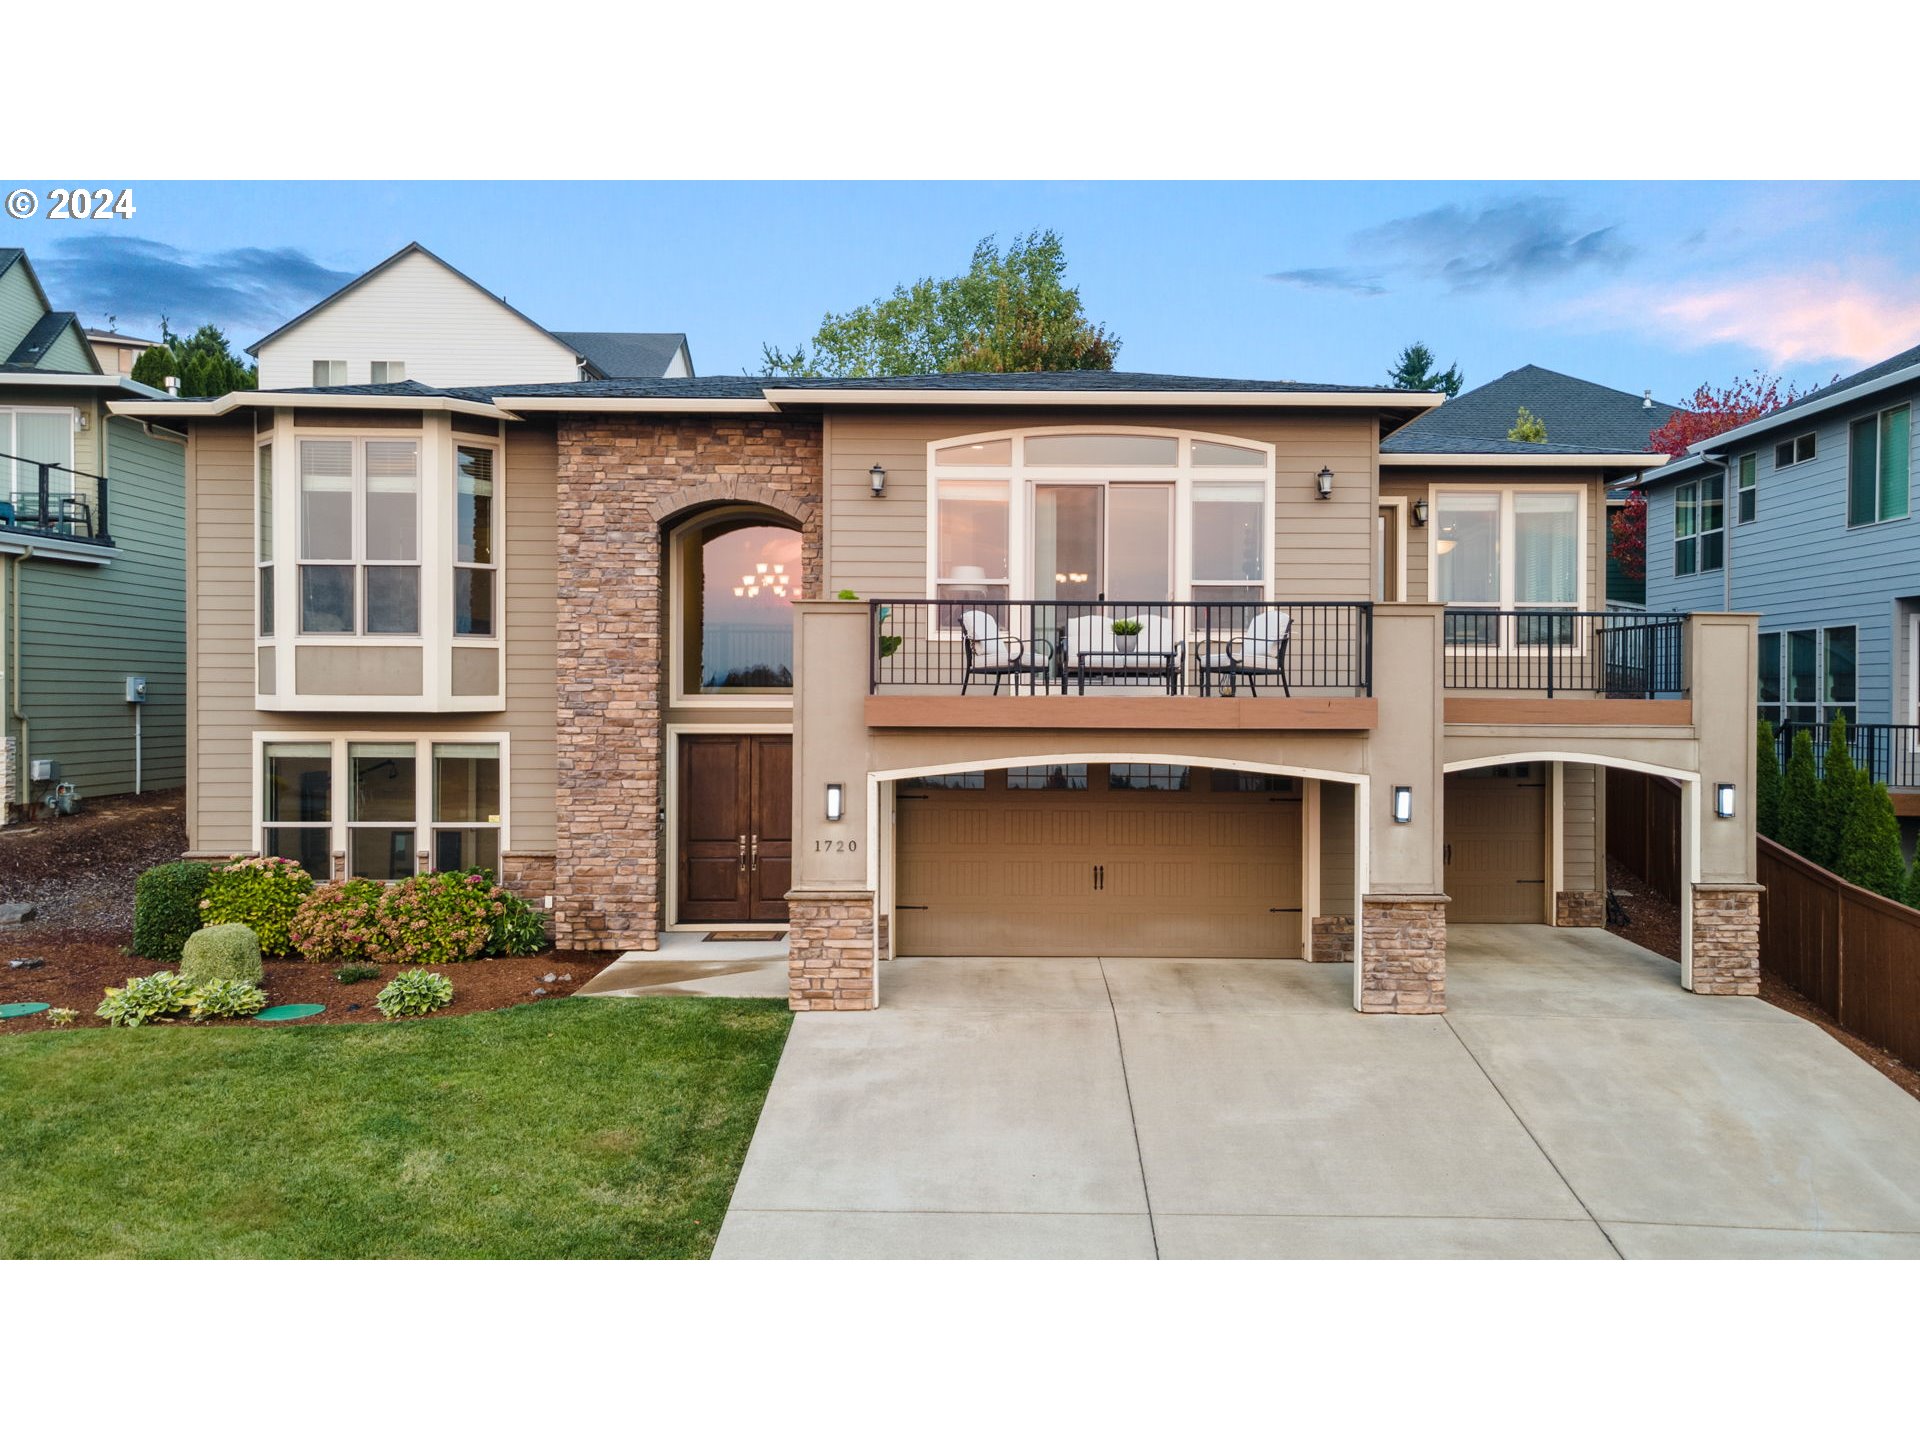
[1445,765,1548,923]
[894,765,1302,958]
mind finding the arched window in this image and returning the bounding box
[674,510,802,696]
[927,428,1272,602]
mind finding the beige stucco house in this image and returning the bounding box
[113,359,1762,1016]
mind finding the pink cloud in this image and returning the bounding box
[1585,268,1920,369]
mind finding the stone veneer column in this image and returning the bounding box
[0,736,13,826]
[787,890,877,1010]
[553,416,822,951]
[1310,915,1354,962]
[1359,895,1447,1014]
[1554,890,1606,927]
[1689,883,1761,995]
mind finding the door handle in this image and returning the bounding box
[1444,842,1453,865]
[737,834,748,869]
[749,834,759,871]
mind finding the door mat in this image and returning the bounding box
[703,931,786,942]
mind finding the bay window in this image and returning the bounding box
[257,443,274,635]
[298,436,420,635]
[454,444,497,636]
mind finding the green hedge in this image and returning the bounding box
[132,862,216,964]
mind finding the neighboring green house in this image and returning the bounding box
[0,248,186,818]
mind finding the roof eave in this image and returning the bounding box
[108,392,522,421]
[1382,452,1669,469]
[759,388,1446,409]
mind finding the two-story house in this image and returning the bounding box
[1637,341,1920,807]
[115,351,1763,1013]
[0,248,187,819]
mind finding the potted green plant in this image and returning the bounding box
[878,634,904,659]
[1111,617,1143,654]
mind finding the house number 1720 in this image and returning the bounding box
[814,839,858,853]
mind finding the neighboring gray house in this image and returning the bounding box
[1385,365,1678,605]
[0,249,187,818]
[1637,341,1920,802]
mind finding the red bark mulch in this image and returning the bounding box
[0,789,609,1036]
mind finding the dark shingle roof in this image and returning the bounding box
[1384,364,1678,454]
[552,331,690,379]
[6,311,97,372]
[476,370,1425,400]
[0,248,22,280]
[1383,433,1668,458]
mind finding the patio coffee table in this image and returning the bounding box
[1076,648,1181,695]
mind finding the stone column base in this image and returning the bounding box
[787,889,876,1011]
[1359,895,1448,1014]
[1310,915,1354,963]
[1554,890,1605,927]
[1690,883,1761,995]
[0,736,13,827]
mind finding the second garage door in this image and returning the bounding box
[894,764,1303,959]
[1444,764,1548,923]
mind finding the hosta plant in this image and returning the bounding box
[187,979,270,1020]
[375,968,454,1019]
[97,971,197,1028]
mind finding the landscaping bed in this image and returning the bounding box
[0,789,609,1034]
[0,996,792,1258]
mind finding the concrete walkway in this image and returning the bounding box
[713,926,1920,1259]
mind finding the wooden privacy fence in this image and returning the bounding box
[1758,837,1920,1071]
[1604,768,1681,904]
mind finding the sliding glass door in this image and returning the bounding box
[1033,483,1173,602]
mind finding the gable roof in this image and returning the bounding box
[246,242,583,363]
[1384,364,1678,454]
[5,310,102,373]
[552,331,690,379]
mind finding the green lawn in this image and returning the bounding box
[0,998,791,1259]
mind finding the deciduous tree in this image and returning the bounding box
[1609,491,1648,583]
[1646,371,1832,456]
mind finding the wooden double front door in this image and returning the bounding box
[678,735,792,924]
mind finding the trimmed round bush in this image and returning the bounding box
[292,879,385,965]
[375,968,454,1019]
[132,861,215,964]
[200,856,314,957]
[180,923,264,985]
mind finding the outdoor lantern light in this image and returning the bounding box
[869,463,887,497]
[1412,498,1428,527]
[1316,466,1334,500]
[1715,783,1736,820]
[1392,785,1413,824]
[826,783,845,822]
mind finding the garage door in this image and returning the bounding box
[1445,765,1547,923]
[894,765,1302,958]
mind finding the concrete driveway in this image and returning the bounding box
[713,926,1920,1259]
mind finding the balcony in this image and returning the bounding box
[1777,722,1920,808]
[1,453,113,548]
[1440,608,1692,726]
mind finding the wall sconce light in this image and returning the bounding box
[1316,466,1334,501]
[1392,785,1413,825]
[826,783,845,822]
[1714,783,1735,820]
[869,464,887,497]
[1411,498,1428,527]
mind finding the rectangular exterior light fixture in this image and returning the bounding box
[826,783,845,822]
[1715,783,1735,820]
[1392,785,1413,824]
[1316,466,1334,500]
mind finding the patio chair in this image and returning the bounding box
[1197,607,1292,696]
[958,609,1053,695]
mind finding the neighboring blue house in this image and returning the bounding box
[1636,341,1920,798]
[1385,364,1679,605]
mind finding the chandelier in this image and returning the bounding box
[734,561,790,599]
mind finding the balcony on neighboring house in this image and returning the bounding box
[1776,722,1920,814]
[1,453,113,549]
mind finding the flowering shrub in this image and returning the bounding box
[97,971,197,1027]
[200,856,314,957]
[291,880,385,965]
[186,979,269,1020]
[372,871,500,966]
[375,968,454,1019]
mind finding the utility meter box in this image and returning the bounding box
[29,759,58,782]
[126,675,149,704]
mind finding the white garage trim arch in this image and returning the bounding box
[864,753,1373,1010]
[1444,750,1703,990]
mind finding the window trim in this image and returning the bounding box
[1759,627,1853,731]
[924,426,1277,606]
[370,360,407,385]
[452,439,501,639]
[1774,432,1816,470]
[1673,475,1725,576]
[312,360,347,387]
[666,504,802,710]
[291,432,424,638]
[1846,402,1912,529]
[0,404,78,501]
[256,441,274,636]
[253,731,512,877]
[1429,481,1589,618]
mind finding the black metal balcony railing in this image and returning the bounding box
[1776,721,1920,791]
[0,453,112,545]
[868,599,1373,697]
[1441,609,1687,698]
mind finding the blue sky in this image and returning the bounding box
[11,180,1920,399]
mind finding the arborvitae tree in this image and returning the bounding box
[1902,855,1920,911]
[1814,713,1860,870]
[1837,780,1906,899]
[1755,719,1783,840]
[1779,728,1820,860]
[1507,406,1549,443]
